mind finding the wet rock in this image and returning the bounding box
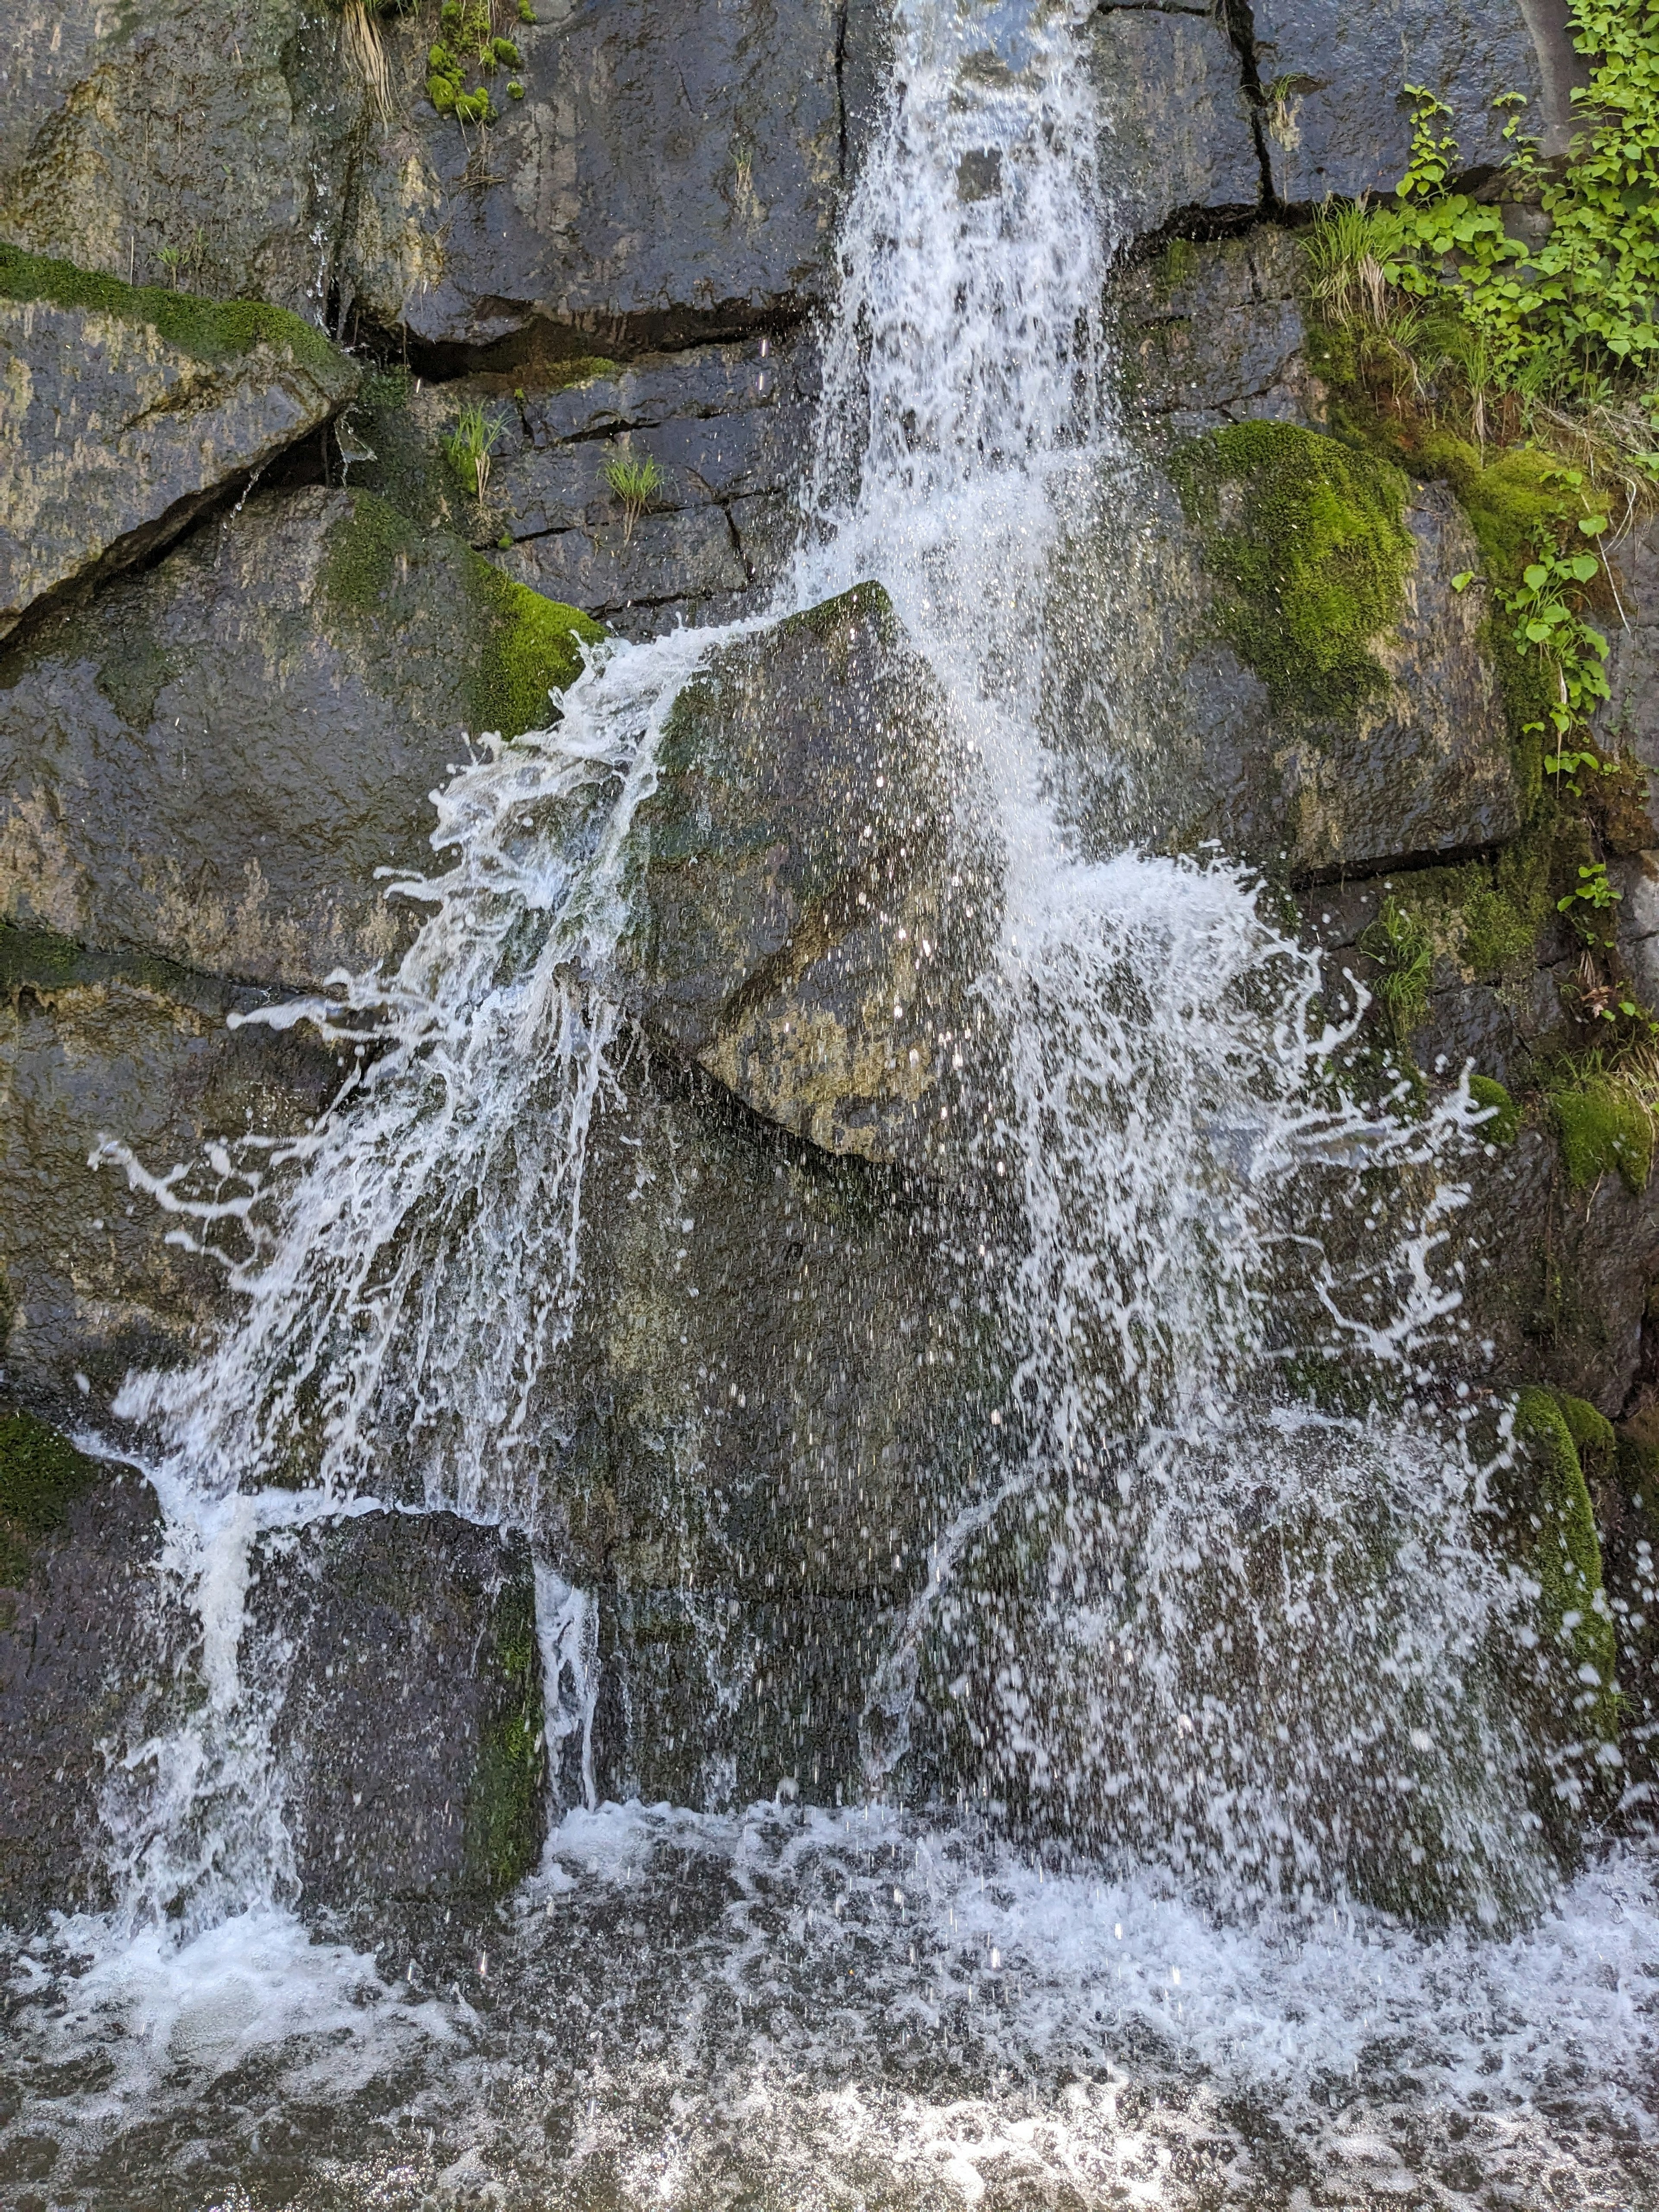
[611,582,994,1166]
[1092,4,1261,238]
[344,0,858,354]
[1602,513,1659,787]
[0,928,338,1407]
[0,246,358,641]
[348,340,811,633]
[1055,432,1519,876]
[0,485,601,990]
[0,0,363,316]
[0,1425,172,1929]
[264,1510,546,1906]
[1114,226,1324,432]
[1247,0,1560,206]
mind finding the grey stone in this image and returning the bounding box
[1602,513,1659,785]
[264,1511,546,1906]
[343,0,852,353]
[1114,226,1325,431]
[1248,0,1562,207]
[0,265,357,641]
[0,1449,177,1929]
[0,485,597,992]
[608,582,996,1165]
[1092,6,1261,239]
[0,0,364,317]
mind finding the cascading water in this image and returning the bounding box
[6,0,1659,2203]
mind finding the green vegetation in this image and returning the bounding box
[427,0,518,121]
[461,1579,546,1891]
[603,451,667,544]
[1359,896,1433,1045]
[1548,1061,1655,1189]
[442,398,506,502]
[1468,1074,1520,1142]
[0,1409,103,1589]
[1169,420,1413,721]
[0,243,345,378]
[318,489,603,740]
[1511,1388,1621,1744]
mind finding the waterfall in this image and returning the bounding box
[80,0,1597,1937]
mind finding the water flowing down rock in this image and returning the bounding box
[0,247,359,641]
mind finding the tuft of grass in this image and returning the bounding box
[603,451,666,544]
[442,399,506,502]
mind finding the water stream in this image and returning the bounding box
[5,0,1659,2204]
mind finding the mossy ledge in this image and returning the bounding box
[1169,420,1413,724]
[0,1408,104,1589]
[0,242,346,379]
[318,489,605,741]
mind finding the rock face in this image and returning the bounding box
[1091,5,1260,238]
[266,1511,546,1906]
[0,486,601,991]
[615,582,992,1165]
[0,246,359,640]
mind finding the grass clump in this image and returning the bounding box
[0,1409,103,1589]
[1359,895,1434,1046]
[1170,420,1413,721]
[602,451,667,543]
[442,398,507,502]
[0,243,345,379]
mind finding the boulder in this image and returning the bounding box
[1092,3,1262,240]
[0,246,357,641]
[0,485,601,991]
[1246,0,1568,206]
[0,0,364,317]
[343,0,860,353]
[264,1510,546,1906]
[610,582,994,1166]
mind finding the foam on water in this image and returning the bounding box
[9,0,1659,2200]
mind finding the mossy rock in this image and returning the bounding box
[1169,419,1413,723]
[319,489,604,741]
[1550,1073,1654,1194]
[1468,1074,1520,1144]
[0,1408,104,1589]
[1510,1387,1619,1748]
[462,1575,547,1891]
[0,241,342,378]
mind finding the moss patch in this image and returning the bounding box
[1468,1074,1520,1144]
[0,1409,103,1589]
[1511,1387,1620,1743]
[465,558,604,740]
[462,1577,546,1892]
[1550,1072,1654,1192]
[1170,420,1413,723]
[0,242,344,379]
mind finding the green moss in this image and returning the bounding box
[1152,236,1200,299]
[0,242,344,379]
[1557,1393,1617,1484]
[1462,833,1556,974]
[317,488,416,619]
[1550,1073,1654,1192]
[464,556,604,739]
[0,1410,102,1589]
[1511,1388,1620,1743]
[1170,421,1414,722]
[1468,1074,1520,1143]
[461,1578,546,1891]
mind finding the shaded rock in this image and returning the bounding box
[0,486,601,991]
[0,246,357,641]
[344,0,855,353]
[1602,512,1659,789]
[0,1429,173,1928]
[612,583,994,1166]
[1092,4,1261,238]
[1248,0,1559,205]
[264,1510,545,1906]
[0,927,338,1407]
[0,0,364,317]
[1115,226,1325,431]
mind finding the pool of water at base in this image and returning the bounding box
[3,1804,1657,2212]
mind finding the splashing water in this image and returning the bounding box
[16,0,1659,2202]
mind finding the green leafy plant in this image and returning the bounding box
[443,399,506,501]
[603,451,666,543]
